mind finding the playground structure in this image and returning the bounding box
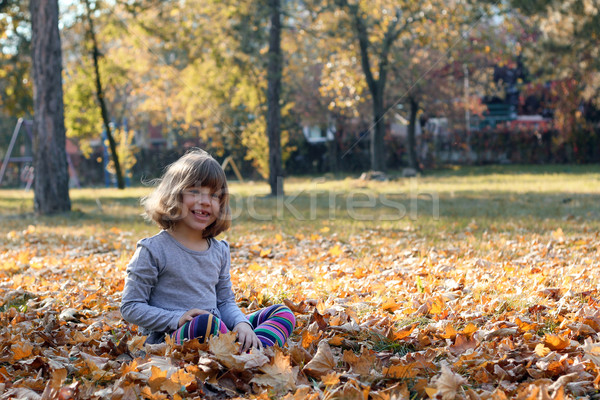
[221,155,244,182]
[1,118,245,189]
[0,118,80,189]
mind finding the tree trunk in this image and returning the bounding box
[371,93,386,171]
[267,0,283,196]
[343,0,394,173]
[84,0,125,189]
[407,96,421,171]
[30,0,71,214]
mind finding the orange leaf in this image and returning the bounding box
[328,335,344,346]
[148,365,169,393]
[321,371,341,386]
[460,323,478,336]
[283,298,309,314]
[544,334,570,351]
[382,363,418,379]
[301,328,322,349]
[391,324,416,340]
[381,298,400,312]
[12,341,33,361]
[429,297,445,315]
[161,369,195,395]
[515,318,539,332]
[439,324,458,339]
[0,366,9,383]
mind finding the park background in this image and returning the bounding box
[1,1,600,399]
[1,0,599,189]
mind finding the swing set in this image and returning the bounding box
[0,118,80,189]
[1,118,245,188]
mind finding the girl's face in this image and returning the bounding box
[177,186,222,235]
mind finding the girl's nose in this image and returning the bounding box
[197,193,211,204]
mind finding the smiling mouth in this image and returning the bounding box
[192,210,210,217]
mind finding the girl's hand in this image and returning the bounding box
[178,308,209,327]
[233,322,262,352]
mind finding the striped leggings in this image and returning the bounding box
[172,304,295,347]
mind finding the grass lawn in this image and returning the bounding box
[1,163,598,242]
[1,164,599,398]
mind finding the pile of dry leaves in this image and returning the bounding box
[1,224,600,399]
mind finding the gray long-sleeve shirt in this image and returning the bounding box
[120,231,248,339]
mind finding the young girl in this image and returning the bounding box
[121,149,295,351]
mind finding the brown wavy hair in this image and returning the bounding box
[141,149,231,238]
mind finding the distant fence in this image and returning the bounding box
[1,124,598,188]
[394,123,600,168]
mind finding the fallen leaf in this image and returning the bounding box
[582,338,600,367]
[12,341,34,361]
[433,364,466,400]
[251,348,297,394]
[303,340,336,378]
[535,343,551,357]
[328,245,343,257]
[342,348,377,375]
[321,371,341,386]
[544,334,570,351]
[382,363,418,379]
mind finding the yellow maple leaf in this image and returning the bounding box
[160,369,195,395]
[535,343,551,357]
[328,245,343,257]
[140,386,168,400]
[148,365,169,393]
[249,263,262,271]
[260,248,271,258]
[460,323,478,336]
[430,297,445,315]
[552,227,564,239]
[439,324,458,339]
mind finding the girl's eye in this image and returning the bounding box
[183,189,200,196]
[182,188,221,199]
